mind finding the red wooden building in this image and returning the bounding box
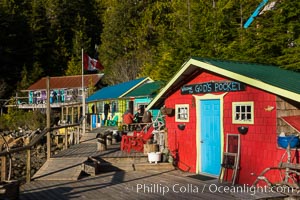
[148,57,300,185]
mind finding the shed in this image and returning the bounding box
[86,77,154,127]
[148,57,300,185]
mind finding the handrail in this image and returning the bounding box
[0,117,84,156]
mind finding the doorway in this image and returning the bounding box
[199,99,221,176]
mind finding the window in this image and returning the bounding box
[98,102,104,113]
[136,103,147,113]
[232,102,254,124]
[78,89,83,96]
[33,91,41,98]
[175,104,189,122]
[67,89,73,96]
[111,101,117,113]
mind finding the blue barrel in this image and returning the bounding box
[277,136,299,149]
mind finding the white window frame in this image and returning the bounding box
[232,101,254,124]
[175,104,189,122]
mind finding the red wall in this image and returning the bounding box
[164,71,289,185]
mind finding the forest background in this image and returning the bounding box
[0,0,300,99]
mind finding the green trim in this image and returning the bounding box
[119,77,153,97]
[190,59,300,102]
[147,59,193,109]
[148,58,300,109]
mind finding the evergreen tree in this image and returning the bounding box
[0,0,33,97]
[99,0,142,84]
[1,0,300,100]
[273,1,300,71]
[28,0,51,79]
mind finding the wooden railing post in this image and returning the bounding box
[25,137,31,183]
[0,119,84,182]
[1,155,7,181]
[46,77,51,160]
[65,127,68,149]
[76,126,80,144]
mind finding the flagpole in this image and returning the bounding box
[81,48,86,137]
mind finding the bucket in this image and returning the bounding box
[148,152,161,164]
[277,136,299,149]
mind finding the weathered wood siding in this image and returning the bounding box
[276,97,300,134]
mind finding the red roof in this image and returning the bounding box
[25,74,103,91]
[281,115,300,133]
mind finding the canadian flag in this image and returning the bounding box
[83,53,104,71]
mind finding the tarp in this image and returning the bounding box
[281,115,300,133]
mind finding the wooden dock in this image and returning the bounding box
[32,157,86,181]
[21,169,289,200]
[31,127,173,181]
[19,128,290,199]
[31,130,99,181]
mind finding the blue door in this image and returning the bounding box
[200,99,221,176]
[92,114,97,128]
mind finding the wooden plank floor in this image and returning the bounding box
[22,128,289,199]
[32,129,147,181]
[21,169,288,200]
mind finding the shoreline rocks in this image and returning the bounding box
[0,129,63,184]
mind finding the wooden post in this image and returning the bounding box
[90,114,92,130]
[71,106,74,124]
[66,106,69,123]
[164,129,168,148]
[106,133,112,146]
[97,137,107,151]
[25,137,31,183]
[81,49,86,135]
[1,155,7,181]
[65,128,68,149]
[76,126,80,144]
[61,106,64,122]
[46,76,51,159]
[77,105,80,124]
[70,128,74,145]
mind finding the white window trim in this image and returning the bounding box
[232,101,254,124]
[175,104,189,122]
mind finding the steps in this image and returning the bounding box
[97,162,175,172]
[33,153,175,180]
[32,127,174,181]
[90,155,175,173]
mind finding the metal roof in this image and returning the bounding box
[123,81,164,98]
[195,57,300,95]
[86,77,151,102]
[148,57,300,109]
[25,74,104,91]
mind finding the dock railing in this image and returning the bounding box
[0,117,84,183]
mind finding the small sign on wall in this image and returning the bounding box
[181,81,246,95]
